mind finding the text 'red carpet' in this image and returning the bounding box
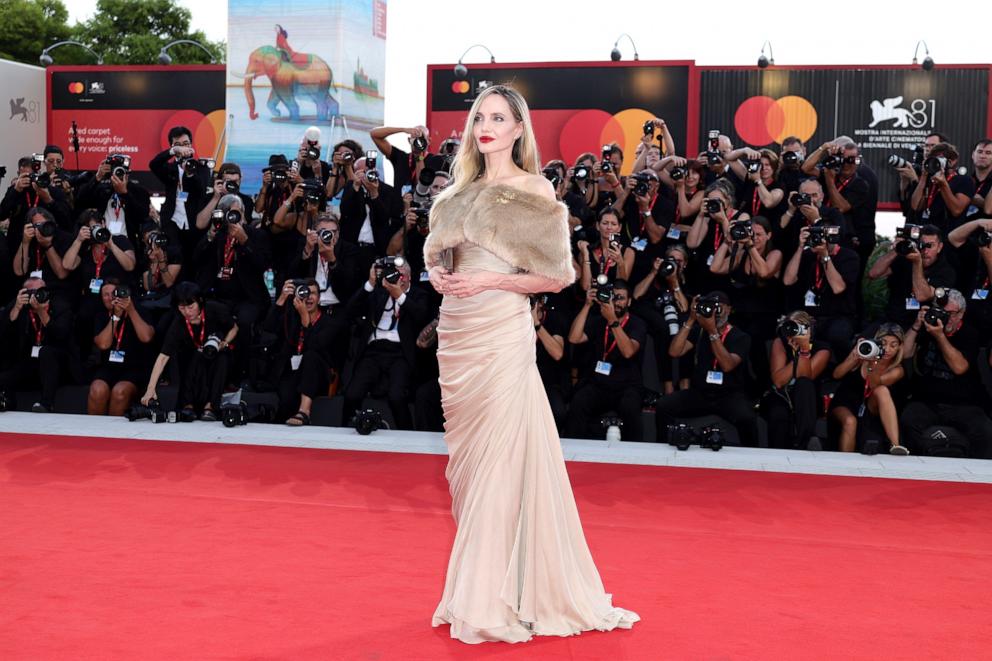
[1,432,990,660]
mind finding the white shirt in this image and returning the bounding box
[364,281,406,344]
[316,255,340,306]
[104,194,126,236]
[357,208,375,244]
[172,164,189,230]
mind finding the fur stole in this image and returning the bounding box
[423,182,575,287]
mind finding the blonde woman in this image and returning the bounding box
[424,84,639,644]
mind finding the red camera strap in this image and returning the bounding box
[710,324,732,371]
[602,314,630,361]
[185,311,206,348]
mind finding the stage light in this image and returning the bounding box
[610,34,639,62]
[39,41,104,66]
[158,39,216,65]
[453,44,496,80]
[758,41,775,68]
[912,40,934,71]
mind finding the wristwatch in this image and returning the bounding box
[709,332,721,341]
[609,320,621,329]
[641,210,651,218]
[534,323,542,332]
[820,255,832,264]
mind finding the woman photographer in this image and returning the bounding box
[738,149,785,227]
[87,279,154,416]
[764,311,831,449]
[140,283,238,421]
[687,180,750,294]
[829,324,908,454]
[632,244,693,394]
[562,152,599,227]
[575,207,635,290]
[263,277,345,426]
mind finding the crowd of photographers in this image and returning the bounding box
[1,119,991,457]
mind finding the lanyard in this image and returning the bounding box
[35,245,44,271]
[184,311,206,348]
[296,310,322,353]
[223,234,237,268]
[93,244,107,279]
[112,316,127,351]
[710,324,732,370]
[862,374,873,403]
[111,194,122,220]
[813,260,824,291]
[601,314,630,360]
[973,174,991,197]
[751,181,772,217]
[825,175,852,207]
[25,190,39,208]
[29,311,43,344]
[594,246,615,275]
[638,193,658,235]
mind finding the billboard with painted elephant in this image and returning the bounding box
[226,0,387,193]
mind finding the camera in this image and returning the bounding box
[222,402,249,428]
[821,154,843,170]
[744,159,761,174]
[887,154,911,169]
[658,258,677,278]
[149,232,169,249]
[703,198,722,215]
[374,256,406,285]
[777,318,809,340]
[354,408,386,435]
[924,289,951,327]
[270,167,288,184]
[411,200,432,230]
[729,220,753,242]
[632,172,652,197]
[856,338,884,361]
[34,220,56,238]
[667,423,724,451]
[301,178,322,205]
[365,150,379,183]
[782,150,803,168]
[304,141,321,161]
[573,165,590,182]
[200,334,223,359]
[293,279,312,300]
[894,224,922,255]
[654,291,680,335]
[113,285,131,299]
[411,135,428,154]
[977,229,992,247]
[594,273,613,303]
[106,154,131,179]
[694,296,719,319]
[29,287,50,304]
[209,210,226,231]
[707,129,720,152]
[924,156,947,177]
[791,192,812,207]
[90,225,112,244]
[317,228,335,244]
[643,119,655,137]
[699,426,725,451]
[181,157,214,176]
[126,399,169,423]
[600,146,614,174]
[670,166,687,181]
[223,180,240,194]
[805,225,840,248]
[543,167,562,188]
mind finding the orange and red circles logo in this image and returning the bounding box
[450,81,470,94]
[558,108,657,176]
[67,82,85,94]
[734,95,817,146]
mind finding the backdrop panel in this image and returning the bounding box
[2,59,47,185]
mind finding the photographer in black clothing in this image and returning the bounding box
[947,218,992,335]
[783,221,860,360]
[293,214,361,313]
[655,291,758,446]
[264,277,347,425]
[293,127,332,192]
[370,125,433,193]
[686,180,751,294]
[389,171,448,284]
[12,208,73,311]
[141,283,238,421]
[868,224,956,328]
[969,139,992,218]
[776,179,848,254]
[148,126,212,267]
[74,154,151,249]
[802,141,873,267]
[194,162,255,231]
[324,139,363,204]
[778,137,806,194]
[900,290,992,458]
[0,277,74,412]
[136,222,182,301]
[531,293,570,432]
[338,155,402,273]
[566,279,647,442]
[87,280,155,416]
[910,142,974,235]
[341,259,430,430]
[1,155,74,243]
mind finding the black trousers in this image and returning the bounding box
[655,387,758,446]
[414,379,444,432]
[217,298,266,383]
[178,351,230,412]
[631,300,692,385]
[901,401,992,459]
[0,346,68,408]
[276,350,331,419]
[764,378,818,449]
[565,380,643,442]
[342,341,413,430]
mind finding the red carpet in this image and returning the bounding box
[1,432,990,660]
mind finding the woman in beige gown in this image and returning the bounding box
[424,85,639,644]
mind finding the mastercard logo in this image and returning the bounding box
[558,108,657,176]
[67,82,85,94]
[734,95,817,146]
[451,81,470,94]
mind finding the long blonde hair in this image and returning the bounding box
[433,84,541,206]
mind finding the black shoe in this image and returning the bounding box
[31,402,50,413]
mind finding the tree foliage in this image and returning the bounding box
[0,0,225,67]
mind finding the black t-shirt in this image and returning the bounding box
[920,174,976,234]
[736,178,785,224]
[966,172,992,220]
[535,306,568,389]
[688,324,751,394]
[387,146,420,190]
[92,307,152,368]
[910,324,985,406]
[790,246,860,318]
[883,252,957,326]
[160,301,236,358]
[584,312,647,387]
[78,235,135,292]
[821,172,871,236]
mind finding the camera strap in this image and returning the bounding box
[829,175,853,205]
[593,246,615,275]
[602,314,630,361]
[93,245,107,279]
[710,325,732,371]
[297,310,321,354]
[222,235,237,268]
[751,188,762,216]
[112,316,128,351]
[28,311,43,345]
[925,179,944,211]
[24,190,39,208]
[185,311,206,348]
[34,246,44,271]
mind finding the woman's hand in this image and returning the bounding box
[140,389,157,406]
[444,271,495,298]
[428,265,452,294]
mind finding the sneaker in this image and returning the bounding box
[31,402,50,413]
[806,436,823,452]
[889,444,910,456]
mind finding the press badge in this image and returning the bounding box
[857,403,866,418]
[177,190,189,204]
[420,270,430,282]
[667,227,681,241]
[631,237,647,252]
[109,350,126,363]
[966,205,979,217]
[905,296,920,310]
[921,209,930,220]
[217,266,233,280]
[30,270,43,279]
[595,360,612,376]
[89,278,103,294]
[706,254,715,266]
[973,288,989,300]
[705,370,724,385]
[804,290,819,307]
[290,354,303,371]
[31,345,41,358]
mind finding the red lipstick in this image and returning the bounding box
[479,136,495,143]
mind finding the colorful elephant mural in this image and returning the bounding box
[237,45,338,122]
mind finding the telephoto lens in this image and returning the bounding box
[201,335,222,359]
[887,154,909,169]
[318,229,334,244]
[658,259,677,278]
[91,226,112,244]
[703,198,722,215]
[670,166,687,181]
[856,338,884,361]
[777,319,809,340]
[693,297,718,318]
[295,283,311,300]
[30,287,50,304]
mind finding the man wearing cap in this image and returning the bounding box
[655,290,759,446]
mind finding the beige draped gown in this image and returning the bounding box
[430,223,640,643]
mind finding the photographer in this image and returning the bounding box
[631,246,693,394]
[900,291,992,458]
[141,283,238,421]
[777,179,848,254]
[256,154,300,289]
[264,277,347,425]
[895,132,948,213]
[194,163,254,231]
[783,221,860,359]
[686,180,749,293]
[12,208,72,311]
[1,155,73,243]
[323,140,363,205]
[657,159,705,244]
[765,311,832,450]
[370,125,433,193]
[387,171,448,279]
[829,325,906,454]
[0,277,75,412]
[148,126,211,265]
[910,142,974,234]
[87,280,154,416]
[613,168,670,252]
[655,291,758,446]
[802,141,873,265]
[294,127,332,191]
[778,136,806,194]
[75,154,151,248]
[531,293,570,431]
[968,139,992,218]
[595,143,625,212]
[341,260,430,430]
[137,222,182,298]
[576,208,635,290]
[947,218,992,335]
[39,145,76,218]
[868,224,956,328]
[563,152,600,227]
[739,149,786,227]
[339,154,401,274]
[566,279,646,441]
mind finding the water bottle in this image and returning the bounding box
[264,269,276,300]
